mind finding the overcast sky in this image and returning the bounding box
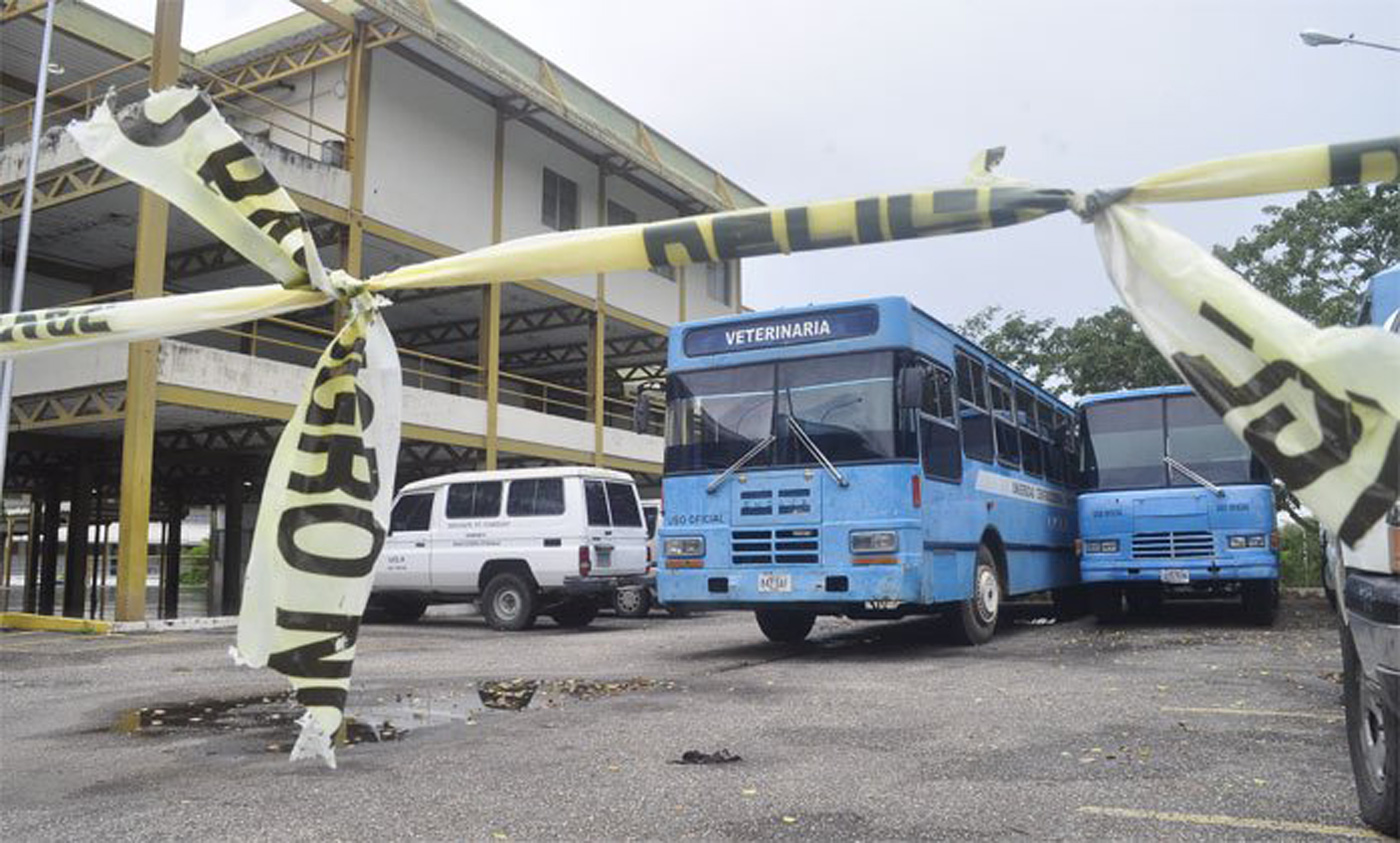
[89,0,1400,326]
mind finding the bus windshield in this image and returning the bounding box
[1081,392,1266,491]
[665,351,909,474]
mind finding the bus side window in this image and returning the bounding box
[1015,384,1043,477]
[920,363,962,482]
[955,351,994,463]
[988,370,1020,467]
[1039,399,1064,483]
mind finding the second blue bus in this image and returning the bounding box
[1076,385,1279,624]
[656,297,1079,643]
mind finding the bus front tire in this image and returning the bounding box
[1241,580,1279,627]
[948,549,1000,646]
[1342,624,1399,835]
[755,608,815,643]
[481,573,538,631]
[1091,586,1126,624]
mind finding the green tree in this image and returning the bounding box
[959,305,1177,397]
[1213,184,1400,327]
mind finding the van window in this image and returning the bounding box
[446,481,502,519]
[606,482,643,527]
[507,478,566,517]
[584,480,610,527]
[390,493,433,533]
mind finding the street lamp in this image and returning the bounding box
[1298,28,1400,53]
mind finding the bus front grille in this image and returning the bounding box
[1132,530,1214,559]
[732,529,820,564]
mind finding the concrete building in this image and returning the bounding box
[0,0,760,620]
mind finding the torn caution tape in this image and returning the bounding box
[0,88,1392,765]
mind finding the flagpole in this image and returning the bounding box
[0,0,58,503]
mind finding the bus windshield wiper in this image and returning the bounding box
[787,416,849,488]
[706,434,776,495]
[1163,455,1224,497]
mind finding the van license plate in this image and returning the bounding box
[1160,569,1189,584]
[758,573,792,593]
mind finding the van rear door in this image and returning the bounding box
[602,481,649,575]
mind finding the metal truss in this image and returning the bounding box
[0,161,123,222]
[497,332,668,372]
[9,385,126,431]
[195,17,407,98]
[163,217,344,284]
[396,440,481,484]
[390,303,591,349]
[154,420,285,455]
[0,0,47,23]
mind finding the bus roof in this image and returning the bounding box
[668,295,1071,411]
[1077,383,1195,408]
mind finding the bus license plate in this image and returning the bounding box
[1160,569,1190,585]
[758,573,792,593]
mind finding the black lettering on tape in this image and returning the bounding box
[855,198,883,243]
[1328,137,1400,186]
[268,608,359,680]
[1336,425,1400,546]
[295,687,348,710]
[784,207,853,252]
[77,311,112,335]
[116,94,212,147]
[277,503,384,578]
[197,142,282,202]
[288,434,380,501]
[712,211,781,260]
[642,220,710,267]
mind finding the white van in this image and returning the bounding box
[370,467,650,630]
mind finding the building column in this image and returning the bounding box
[22,490,41,613]
[220,467,244,616]
[484,106,507,470]
[115,0,183,622]
[336,20,371,329]
[591,166,607,465]
[162,487,183,619]
[678,265,687,322]
[61,463,92,618]
[37,481,60,615]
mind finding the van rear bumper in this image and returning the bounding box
[563,573,648,597]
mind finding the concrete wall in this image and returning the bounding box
[363,49,496,252]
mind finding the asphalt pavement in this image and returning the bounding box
[0,595,1376,840]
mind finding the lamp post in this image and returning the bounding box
[1299,28,1400,53]
[0,0,59,502]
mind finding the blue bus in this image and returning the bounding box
[1076,385,1279,624]
[656,297,1079,644]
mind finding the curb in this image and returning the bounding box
[0,613,240,635]
[0,612,113,635]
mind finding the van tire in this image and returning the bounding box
[550,599,598,629]
[1241,580,1278,626]
[947,547,1000,646]
[481,573,538,631]
[613,585,652,618]
[1343,623,1399,835]
[755,609,815,643]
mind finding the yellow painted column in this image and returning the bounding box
[592,167,606,466]
[678,265,687,322]
[733,259,743,313]
[484,108,506,469]
[115,0,183,622]
[342,23,369,280]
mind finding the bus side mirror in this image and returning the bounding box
[633,392,654,434]
[897,367,923,409]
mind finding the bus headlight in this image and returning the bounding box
[1229,536,1247,549]
[1086,540,1118,554]
[1229,535,1267,549]
[664,536,705,558]
[850,530,899,554]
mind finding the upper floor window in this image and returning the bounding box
[542,168,578,230]
[606,200,636,226]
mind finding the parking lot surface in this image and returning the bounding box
[0,596,1378,840]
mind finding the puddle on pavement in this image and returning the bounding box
[112,678,674,752]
